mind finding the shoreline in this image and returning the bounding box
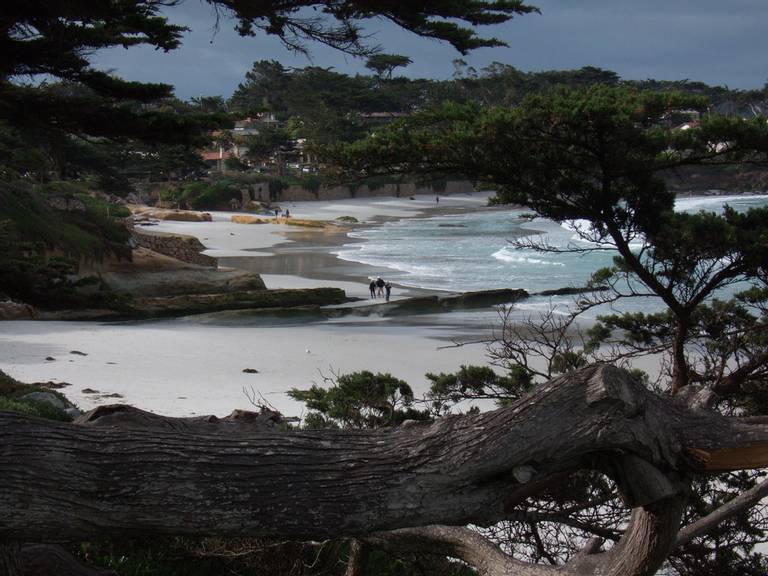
[201,191,503,299]
[0,193,504,418]
[3,191,764,418]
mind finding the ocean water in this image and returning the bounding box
[335,194,768,323]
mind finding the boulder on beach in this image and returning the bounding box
[19,392,67,411]
[0,299,37,320]
[135,208,212,222]
[231,214,270,224]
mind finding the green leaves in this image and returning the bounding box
[288,371,427,429]
[217,0,537,56]
[425,364,533,412]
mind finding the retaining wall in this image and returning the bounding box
[131,228,216,268]
[251,179,474,202]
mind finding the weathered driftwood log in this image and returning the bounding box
[2,365,768,576]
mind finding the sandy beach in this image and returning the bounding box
[0,193,500,418]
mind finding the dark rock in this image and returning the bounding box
[19,392,66,410]
[81,388,100,394]
[242,368,259,374]
[535,285,609,297]
[34,381,71,389]
[128,287,348,318]
[45,356,55,361]
[70,350,88,356]
[0,299,36,319]
[99,393,124,399]
[381,288,529,316]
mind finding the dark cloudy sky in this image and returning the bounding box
[92,0,768,100]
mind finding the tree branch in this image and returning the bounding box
[675,475,768,548]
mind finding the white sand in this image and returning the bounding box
[149,192,493,259]
[0,319,489,418]
[0,193,500,418]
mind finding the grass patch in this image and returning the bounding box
[0,396,72,422]
[0,370,74,421]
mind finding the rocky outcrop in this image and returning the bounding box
[283,218,333,229]
[535,286,609,296]
[0,300,37,320]
[130,229,216,267]
[378,288,529,316]
[200,288,531,324]
[231,214,271,224]
[101,268,267,297]
[128,287,348,317]
[134,209,212,222]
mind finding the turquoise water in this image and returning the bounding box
[334,194,768,323]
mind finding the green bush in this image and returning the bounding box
[0,396,73,422]
[78,194,131,219]
[0,371,73,422]
[180,179,241,210]
[289,370,429,429]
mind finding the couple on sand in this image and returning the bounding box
[369,277,392,301]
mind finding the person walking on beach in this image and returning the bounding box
[385,282,392,301]
[369,280,377,299]
[375,277,385,298]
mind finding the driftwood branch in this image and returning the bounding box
[2,365,768,576]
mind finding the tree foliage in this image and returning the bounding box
[365,54,413,79]
[327,85,768,574]
[288,370,428,428]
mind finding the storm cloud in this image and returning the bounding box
[91,0,768,99]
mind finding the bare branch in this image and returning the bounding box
[675,475,768,548]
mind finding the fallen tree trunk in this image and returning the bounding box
[2,365,767,575]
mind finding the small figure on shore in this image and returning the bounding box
[436,195,440,204]
[274,208,279,219]
[375,276,385,298]
[369,280,376,299]
[385,282,392,301]
[285,209,290,218]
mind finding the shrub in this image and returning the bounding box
[0,396,73,422]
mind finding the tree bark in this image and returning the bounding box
[0,541,22,576]
[2,365,768,574]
